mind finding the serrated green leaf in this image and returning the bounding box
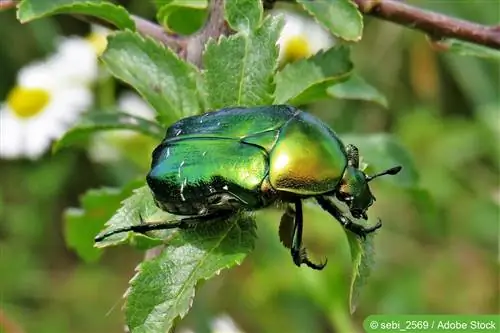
[436,38,500,60]
[94,186,169,248]
[203,15,283,109]
[64,182,141,262]
[274,46,353,105]
[125,211,256,333]
[17,0,135,30]
[327,74,388,107]
[341,133,419,187]
[224,0,263,32]
[53,112,164,152]
[346,230,375,313]
[157,0,208,35]
[101,31,204,125]
[297,0,362,41]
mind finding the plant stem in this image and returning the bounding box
[353,0,500,49]
[0,0,17,10]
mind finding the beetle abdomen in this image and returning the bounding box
[147,137,269,215]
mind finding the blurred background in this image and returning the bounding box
[0,1,498,332]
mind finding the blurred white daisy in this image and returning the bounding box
[175,314,245,333]
[0,26,109,160]
[51,25,109,86]
[270,8,335,65]
[211,314,245,333]
[89,91,156,163]
[0,60,93,159]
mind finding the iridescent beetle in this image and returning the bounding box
[96,105,402,270]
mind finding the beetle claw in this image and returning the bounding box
[298,248,327,270]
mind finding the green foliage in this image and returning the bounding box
[65,184,139,262]
[17,0,135,30]
[274,46,353,105]
[328,74,388,108]
[156,0,208,35]
[126,211,256,333]
[297,0,363,41]
[224,0,263,32]
[101,31,205,125]
[439,39,500,60]
[94,186,165,249]
[203,16,283,109]
[346,231,375,314]
[53,112,164,152]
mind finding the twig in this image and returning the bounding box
[0,0,17,10]
[4,0,500,49]
[186,0,229,66]
[73,14,187,53]
[132,15,187,54]
[354,0,500,49]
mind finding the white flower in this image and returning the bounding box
[117,91,156,121]
[88,91,156,163]
[0,26,110,160]
[0,60,92,159]
[50,25,109,86]
[271,8,335,65]
[211,314,244,333]
[175,314,245,333]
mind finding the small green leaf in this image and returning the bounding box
[64,182,141,262]
[125,211,256,333]
[346,230,375,313]
[101,31,204,125]
[53,112,164,152]
[327,74,388,107]
[203,15,283,109]
[157,0,208,35]
[94,186,168,248]
[224,0,263,32]
[17,0,135,30]
[436,38,500,60]
[341,133,419,187]
[297,0,363,41]
[274,46,353,105]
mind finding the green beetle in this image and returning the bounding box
[96,105,401,270]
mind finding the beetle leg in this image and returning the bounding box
[316,197,382,238]
[94,210,233,242]
[290,200,327,270]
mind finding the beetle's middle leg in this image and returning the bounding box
[290,199,327,270]
[316,196,382,238]
[94,210,233,242]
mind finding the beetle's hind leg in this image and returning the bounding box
[315,197,382,239]
[289,200,327,270]
[94,210,233,242]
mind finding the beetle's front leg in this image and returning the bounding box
[316,197,382,238]
[290,199,327,270]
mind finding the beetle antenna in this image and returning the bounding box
[366,166,402,182]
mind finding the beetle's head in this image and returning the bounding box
[336,144,402,220]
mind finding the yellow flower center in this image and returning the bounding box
[7,86,51,119]
[86,32,108,56]
[282,35,311,63]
